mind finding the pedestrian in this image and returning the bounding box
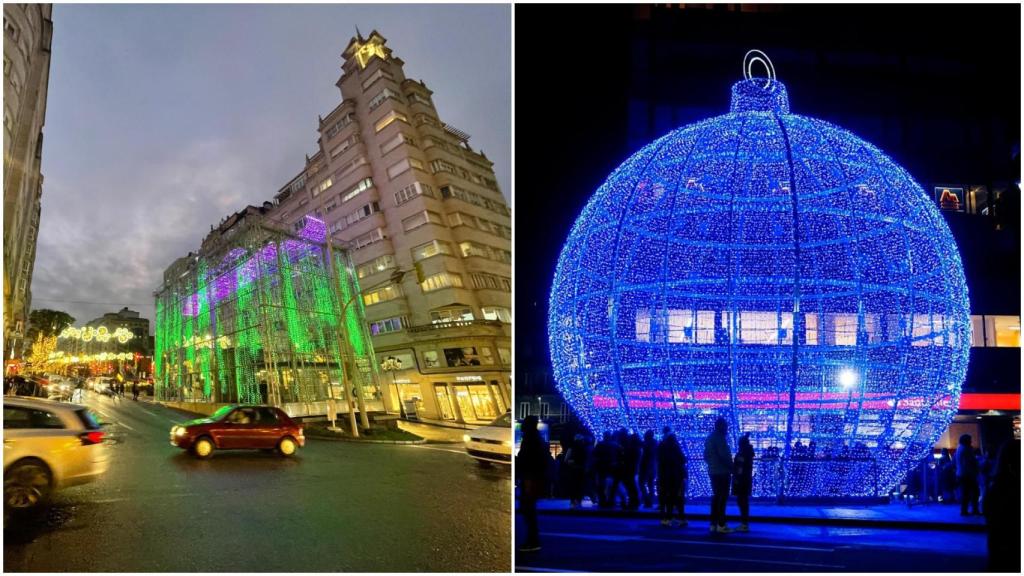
[516,415,550,553]
[564,433,588,509]
[955,434,979,516]
[938,448,955,503]
[622,431,641,509]
[639,430,658,509]
[704,416,734,533]
[593,431,614,507]
[132,382,139,401]
[984,438,1020,573]
[732,433,755,532]
[657,428,687,526]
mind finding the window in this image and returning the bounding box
[313,178,333,197]
[519,402,530,419]
[3,407,65,429]
[421,272,463,292]
[341,201,381,228]
[356,254,396,279]
[443,346,493,366]
[482,307,512,323]
[370,316,406,335]
[470,273,511,292]
[325,113,354,140]
[423,350,440,368]
[329,134,360,158]
[402,210,444,232]
[411,240,453,261]
[361,68,394,91]
[340,177,374,203]
[363,284,402,306]
[984,315,1021,347]
[381,132,415,155]
[459,241,491,259]
[387,158,415,180]
[353,227,385,249]
[431,308,474,324]
[367,88,400,111]
[337,155,368,179]
[498,348,511,366]
[448,212,466,227]
[375,110,408,133]
[395,182,434,205]
[325,198,338,213]
[439,184,510,217]
[430,159,457,175]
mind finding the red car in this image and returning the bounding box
[170,405,304,458]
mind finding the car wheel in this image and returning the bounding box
[278,437,297,457]
[4,459,52,511]
[193,437,215,459]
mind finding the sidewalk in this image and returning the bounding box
[523,498,987,532]
[398,420,475,443]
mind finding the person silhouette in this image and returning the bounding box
[704,417,734,533]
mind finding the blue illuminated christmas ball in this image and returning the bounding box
[549,62,970,498]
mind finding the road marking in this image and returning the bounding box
[117,421,136,431]
[92,493,196,504]
[540,532,836,553]
[671,553,844,569]
[403,445,466,455]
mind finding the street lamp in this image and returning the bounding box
[381,355,406,419]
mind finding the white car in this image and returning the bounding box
[463,411,512,466]
[3,396,109,513]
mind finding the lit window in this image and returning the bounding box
[363,284,402,306]
[395,182,434,205]
[430,308,474,324]
[369,316,406,335]
[340,178,374,203]
[375,110,408,133]
[356,254,396,279]
[420,272,463,292]
[411,240,452,261]
[482,307,512,323]
[984,315,1021,347]
[402,210,444,232]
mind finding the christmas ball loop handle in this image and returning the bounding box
[743,49,775,89]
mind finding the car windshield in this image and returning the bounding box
[210,405,235,420]
[489,412,512,427]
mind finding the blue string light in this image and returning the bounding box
[548,72,970,498]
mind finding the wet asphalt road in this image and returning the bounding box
[515,514,988,572]
[4,394,511,572]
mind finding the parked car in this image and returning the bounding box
[170,405,304,459]
[463,411,513,466]
[3,396,109,513]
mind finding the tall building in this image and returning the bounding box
[3,4,52,367]
[272,30,511,424]
[86,307,151,354]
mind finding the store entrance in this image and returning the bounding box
[452,384,500,422]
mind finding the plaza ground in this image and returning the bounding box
[4,394,510,572]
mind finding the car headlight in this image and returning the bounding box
[174,427,187,437]
[462,434,471,443]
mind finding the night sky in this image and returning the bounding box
[514,4,1021,392]
[31,4,510,329]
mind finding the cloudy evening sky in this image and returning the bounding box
[32,4,511,330]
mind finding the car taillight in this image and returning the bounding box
[80,431,105,445]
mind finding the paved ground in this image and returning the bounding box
[515,514,988,572]
[4,394,510,572]
[398,420,471,443]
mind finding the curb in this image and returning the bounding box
[305,432,426,445]
[523,506,988,533]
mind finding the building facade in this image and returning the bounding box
[271,31,511,424]
[154,205,385,419]
[85,307,151,354]
[3,4,52,367]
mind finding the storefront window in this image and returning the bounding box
[434,384,455,420]
[423,350,440,368]
[984,315,1021,347]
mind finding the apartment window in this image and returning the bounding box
[431,308,474,324]
[420,272,463,292]
[499,348,511,366]
[369,316,406,335]
[430,159,457,175]
[470,273,511,292]
[381,132,415,155]
[325,198,339,213]
[329,134,360,158]
[459,241,491,259]
[353,227,385,249]
[375,110,408,133]
[493,248,512,264]
[312,178,333,197]
[340,177,374,203]
[367,88,400,112]
[325,113,354,140]
[337,155,368,179]
[411,240,453,262]
[402,210,444,232]
[407,91,431,106]
[387,158,414,180]
[482,307,512,323]
[342,201,381,228]
[356,254,396,279]
[361,68,394,91]
[395,182,434,206]
[363,284,402,306]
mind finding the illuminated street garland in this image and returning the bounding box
[59,325,135,344]
[548,57,970,498]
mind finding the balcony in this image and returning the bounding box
[406,319,505,334]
